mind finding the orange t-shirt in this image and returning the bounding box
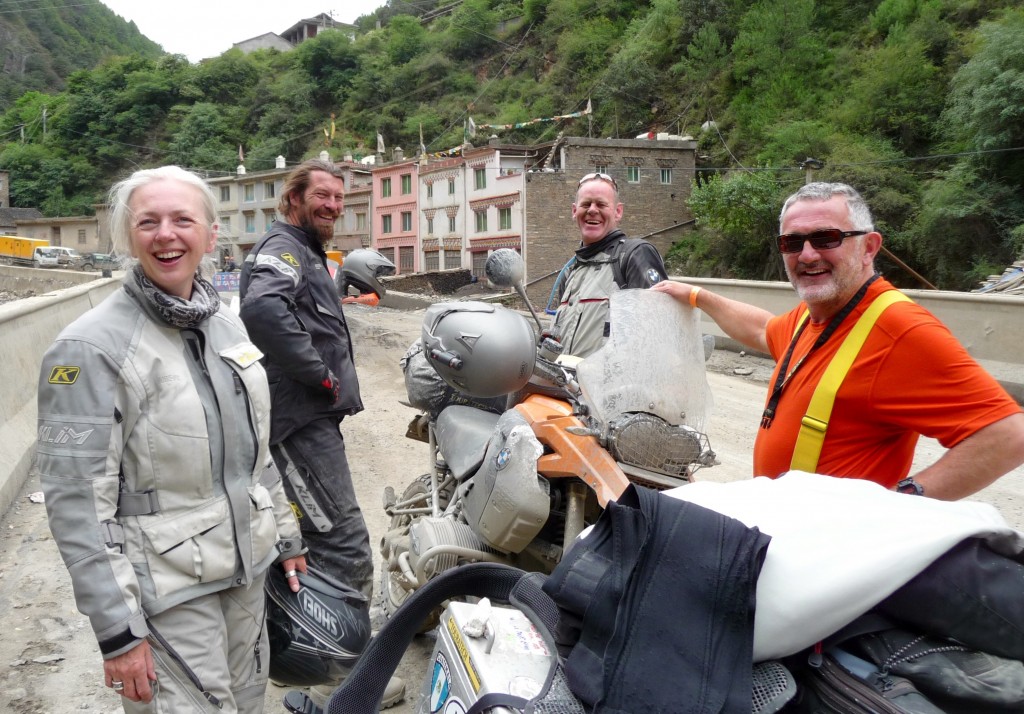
[753,278,1021,487]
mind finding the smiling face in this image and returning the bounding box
[573,179,623,245]
[128,179,216,299]
[286,170,344,244]
[780,195,881,322]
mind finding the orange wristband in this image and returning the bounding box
[689,286,702,308]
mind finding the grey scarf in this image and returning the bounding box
[132,264,220,328]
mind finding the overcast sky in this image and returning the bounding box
[99,1,387,63]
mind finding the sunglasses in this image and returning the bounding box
[578,172,618,190]
[776,229,867,254]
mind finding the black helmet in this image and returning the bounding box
[337,248,396,299]
[265,566,371,687]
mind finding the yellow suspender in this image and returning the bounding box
[789,290,912,473]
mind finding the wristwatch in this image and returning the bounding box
[896,476,925,496]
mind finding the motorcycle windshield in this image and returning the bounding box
[577,290,713,431]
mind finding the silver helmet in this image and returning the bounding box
[337,248,396,299]
[421,301,536,398]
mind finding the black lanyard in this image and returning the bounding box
[760,275,879,430]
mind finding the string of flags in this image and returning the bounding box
[466,99,592,138]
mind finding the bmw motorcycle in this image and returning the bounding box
[376,249,717,622]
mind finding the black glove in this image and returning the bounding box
[320,368,340,405]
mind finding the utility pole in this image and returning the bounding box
[42,105,47,138]
[801,157,823,184]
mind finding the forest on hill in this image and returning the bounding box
[1,0,1023,290]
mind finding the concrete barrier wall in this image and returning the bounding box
[1,277,1022,520]
[0,276,122,519]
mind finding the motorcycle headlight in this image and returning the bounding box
[606,412,711,477]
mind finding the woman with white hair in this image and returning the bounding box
[34,166,306,712]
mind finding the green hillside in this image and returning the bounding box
[0,0,161,107]
[2,0,1023,289]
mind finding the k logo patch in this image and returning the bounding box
[48,366,80,385]
[280,252,300,267]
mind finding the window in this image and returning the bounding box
[499,207,512,230]
[399,246,414,273]
[444,249,461,270]
[220,186,230,202]
[356,213,367,231]
[474,210,487,233]
[401,174,412,195]
[244,184,255,202]
[381,178,392,198]
[425,251,439,271]
[627,166,640,183]
[244,213,255,233]
[220,216,231,235]
[471,251,488,279]
[51,227,60,244]
[660,168,673,185]
[382,214,393,233]
[448,178,455,195]
[265,215,274,231]
[594,165,607,175]
[264,181,276,199]
[401,211,412,232]
[448,216,456,233]
[77,229,87,244]
[474,168,486,190]
[427,183,433,199]
[427,217,434,235]
[379,247,395,264]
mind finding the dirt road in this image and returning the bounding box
[1,303,1021,713]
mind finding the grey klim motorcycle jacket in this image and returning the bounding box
[551,230,668,358]
[34,280,303,660]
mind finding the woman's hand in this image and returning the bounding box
[281,555,308,593]
[103,639,157,703]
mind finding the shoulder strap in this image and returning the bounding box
[790,290,912,472]
[612,237,645,288]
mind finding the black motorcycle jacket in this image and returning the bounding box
[240,221,362,443]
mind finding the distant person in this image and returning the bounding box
[653,182,1024,499]
[238,158,404,709]
[34,166,305,711]
[548,172,668,357]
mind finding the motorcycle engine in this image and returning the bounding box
[407,517,502,581]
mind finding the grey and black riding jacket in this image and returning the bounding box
[34,279,302,660]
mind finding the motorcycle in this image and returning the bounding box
[376,248,717,623]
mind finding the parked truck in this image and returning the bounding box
[0,236,49,267]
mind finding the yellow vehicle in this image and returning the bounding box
[0,235,49,267]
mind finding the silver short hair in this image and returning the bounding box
[779,182,874,233]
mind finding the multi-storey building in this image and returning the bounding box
[208,154,371,265]
[371,153,419,274]
[415,141,537,279]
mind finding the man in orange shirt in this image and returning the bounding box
[653,182,1024,500]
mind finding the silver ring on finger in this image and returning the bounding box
[284,569,298,578]
[112,681,124,691]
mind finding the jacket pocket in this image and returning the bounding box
[248,483,279,564]
[140,497,238,595]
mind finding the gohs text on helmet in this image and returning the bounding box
[336,248,396,299]
[421,301,536,398]
[265,566,371,687]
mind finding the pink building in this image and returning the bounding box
[371,159,419,274]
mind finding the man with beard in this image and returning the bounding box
[239,159,405,709]
[548,172,668,357]
[653,182,1024,500]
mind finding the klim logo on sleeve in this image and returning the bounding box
[48,366,81,385]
